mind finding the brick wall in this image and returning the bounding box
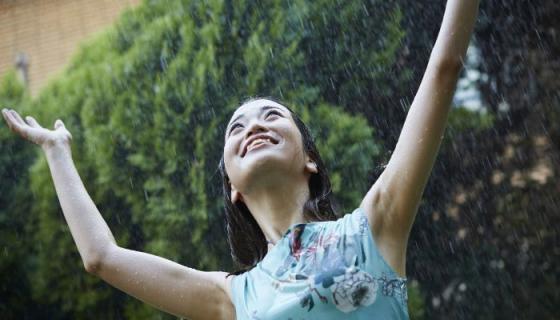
[0,0,139,96]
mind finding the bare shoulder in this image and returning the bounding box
[224,272,236,303]
[360,177,392,237]
[206,271,235,319]
[359,176,407,277]
[207,271,235,307]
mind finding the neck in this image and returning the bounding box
[242,177,310,248]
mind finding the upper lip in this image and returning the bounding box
[242,133,279,157]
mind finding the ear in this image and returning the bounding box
[305,157,318,174]
[231,184,244,204]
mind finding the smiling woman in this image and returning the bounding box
[220,97,338,271]
[0,0,480,319]
[218,97,410,319]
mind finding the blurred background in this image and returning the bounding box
[0,0,557,319]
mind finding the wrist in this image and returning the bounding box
[42,139,72,157]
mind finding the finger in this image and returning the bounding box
[3,110,29,137]
[3,109,21,130]
[1,108,9,122]
[9,110,27,127]
[25,116,42,128]
[1,109,14,129]
[54,119,65,129]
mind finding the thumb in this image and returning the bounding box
[54,119,65,129]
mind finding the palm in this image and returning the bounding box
[1,108,72,147]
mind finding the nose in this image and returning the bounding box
[245,118,268,138]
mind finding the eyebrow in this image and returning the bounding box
[227,105,284,134]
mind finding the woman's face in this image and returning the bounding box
[223,99,316,202]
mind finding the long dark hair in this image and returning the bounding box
[219,97,339,276]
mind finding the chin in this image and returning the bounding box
[241,152,297,187]
[245,151,288,172]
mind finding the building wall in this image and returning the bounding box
[0,0,139,96]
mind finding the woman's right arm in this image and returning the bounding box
[2,109,235,320]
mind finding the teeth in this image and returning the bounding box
[247,138,272,152]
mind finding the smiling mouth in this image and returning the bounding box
[243,137,279,157]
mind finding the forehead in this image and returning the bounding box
[229,99,289,121]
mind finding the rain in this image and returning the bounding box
[0,0,558,319]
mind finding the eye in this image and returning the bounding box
[229,123,243,135]
[265,110,282,119]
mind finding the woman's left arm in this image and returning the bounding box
[360,0,480,276]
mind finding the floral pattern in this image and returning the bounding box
[270,212,408,313]
[331,266,378,312]
[233,209,409,319]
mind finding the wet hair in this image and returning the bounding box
[219,97,338,276]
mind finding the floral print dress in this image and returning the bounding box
[230,207,409,320]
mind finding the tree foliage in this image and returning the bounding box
[3,0,555,319]
[402,1,559,319]
[3,0,399,318]
[0,71,41,318]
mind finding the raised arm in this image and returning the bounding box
[360,0,480,276]
[1,109,234,320]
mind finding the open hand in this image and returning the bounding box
[1,108,72,149]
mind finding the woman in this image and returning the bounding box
[1,1,479,319]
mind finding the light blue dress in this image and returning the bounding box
[231,207,409,319]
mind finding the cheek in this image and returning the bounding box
[223,143,238,174]
[285,128,305,156]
